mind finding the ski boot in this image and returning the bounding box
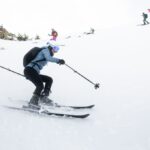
[39,95,54,106]
[39,90,54,106]
[28,94,40,109]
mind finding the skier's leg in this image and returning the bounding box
[24,67,44,95]
[39,75,54,105]
[40,75,53,96]
[143,18,146,25]
[146,20,149,24]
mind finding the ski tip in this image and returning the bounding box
[90,104,95,108]
[68,113,90,119]
[70,104,95,109]
[84,104,95,109]
[82,114,90,118]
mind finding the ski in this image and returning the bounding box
[9,99,95,110]
[3,105,90,119]
[51,103,95,109]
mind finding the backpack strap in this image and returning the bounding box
[29,47,53,69]
[30,58,46,69]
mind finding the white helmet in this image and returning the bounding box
[47,42,60,52]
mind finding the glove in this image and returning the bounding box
[58,59,65,65]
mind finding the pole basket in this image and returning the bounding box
[94,83,100,89]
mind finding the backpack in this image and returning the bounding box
[23,47,44,67]
[145,14,148,18]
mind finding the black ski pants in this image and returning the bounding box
[24,67,53,96]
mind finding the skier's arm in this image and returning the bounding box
[42,48,60,63]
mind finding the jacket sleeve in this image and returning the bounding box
[42,48,60,63]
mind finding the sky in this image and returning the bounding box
[0,0,150,37]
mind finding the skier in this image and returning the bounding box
[49,28,58,41]
[142,12,149,25]
[23,44,65,108]
[90,28,95,34]
[84,28,95,35]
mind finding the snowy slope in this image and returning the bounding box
[0,25,150,150]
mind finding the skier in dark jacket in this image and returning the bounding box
[24,44,65,108]
[142,12,149,25]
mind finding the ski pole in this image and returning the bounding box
[65,64,99,89]
[0,65,25,77]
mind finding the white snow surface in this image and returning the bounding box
[0,26,150,150]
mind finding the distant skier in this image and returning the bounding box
[90,28,95,34]
[48,28,58,41]
[142,12,149,25]
[23,44,65,108]
[84,28,95,35]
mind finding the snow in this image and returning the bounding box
[0,25,150,150]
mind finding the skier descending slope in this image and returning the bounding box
[23,43,65,109]
[142,12,149,25]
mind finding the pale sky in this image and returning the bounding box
[0,0,150,37]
